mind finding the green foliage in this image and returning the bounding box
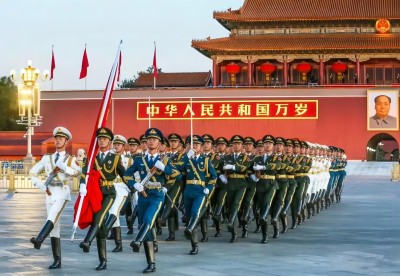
[0,77,25,131]
[118,66,162,89]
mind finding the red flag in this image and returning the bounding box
[50,48,56,80]
[117,51,122,82]
[153,45,157,79]
[73,41,122,233]
[79,48,89,79]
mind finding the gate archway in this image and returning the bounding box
[366,133,399,161]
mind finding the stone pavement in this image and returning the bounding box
[0,175,399,276]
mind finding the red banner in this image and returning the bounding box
[137,100,318,120]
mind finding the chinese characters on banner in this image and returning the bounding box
[137,100,318,120]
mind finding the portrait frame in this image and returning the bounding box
[367,89,399,131]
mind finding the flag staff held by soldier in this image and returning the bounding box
[30,127,82,269]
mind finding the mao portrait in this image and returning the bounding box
[367,90,399,131]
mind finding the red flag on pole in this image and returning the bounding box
[153,44,157,79]
[79,47,89,79]
[50,47,56,80]
[117,51,122,82]
[72,41,122,236]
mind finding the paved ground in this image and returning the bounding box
[0,175,399,276]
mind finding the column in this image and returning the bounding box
[247,58,252,86]
[283,58,288,87]
[319,57,324,85]
[212,59,218,87]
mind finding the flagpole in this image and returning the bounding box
[85,43,87,91]
[72,40,123,241]
[148,96,151,128]
[190,97,193,149]
[51,45,54,91]
[153,41,156,90]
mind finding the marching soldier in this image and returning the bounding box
[291,139,307,229]
[211,137,229,237]
[239,137,257,238]
[336,149,347,202]
[221,135,251,243]
[139,134,148,153]
[30,126,81,269]
[107,135,130,252]
[124,128,180,273]
[78,127,126,270]
[270,137,290,238]
[298,141,312,224]
[252,139,265,233]
[161,133,186,242]
[183,135,217,254]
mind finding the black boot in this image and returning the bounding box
[227,209,238,232]
[184,217,199,240]
[79,224,99,253]
[214,216,222,237]
[152,228,158,253]
[107,230,114,240]
[112,227,123,252]
[95,239,107,270]
[272,224,279,239]
[291,212,298,229]
[48,237,61,269]
[306,203,313,219]
[254,218,261,233]
[261,222,268,244]
[241,220,248,238]
[200,219,208,242]
[30,220,54,250]
[230,227,238,243]
[165,216,176,241]
[189,230,199,255]
[130,224,150,252]
[280,215,288,234]
[143,241,156,273]
[271,206,282,226]
[126,215,134,235]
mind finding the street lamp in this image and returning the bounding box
[10,60,48,170]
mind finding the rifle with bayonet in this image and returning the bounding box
[43,154,70,195]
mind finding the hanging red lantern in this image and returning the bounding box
[331,61,347,73]
[225,62,241,85]
[259,62,276,83]
[296,62,312,81]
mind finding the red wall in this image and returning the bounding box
[37,88,400,160]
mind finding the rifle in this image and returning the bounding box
[139,155,167,197]
[43,154,70,196]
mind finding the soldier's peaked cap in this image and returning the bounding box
[113,134,127,145]
[139,134,147,142]
[285,139,294,147]
[163,137,170,147]
[145,128,163,141]
[275,137,286,145]
[127,137,140,145]
[301,141,308,148]
[53,126,72,140]
[185,135,204,145]
[293,139,301,147]
[168,133,182,141]
[215,137,229,145]
[262,134,275,144]
[230,135,244,144]
[202,134,215,144]
[96,127,113,140]
[256,139,264,147]
[244,136,256,145]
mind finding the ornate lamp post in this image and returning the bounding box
[10,60,48,170]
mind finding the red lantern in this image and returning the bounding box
[296,62,312,82]
[226,63,241,74]
[225,62,241,85]
[260,62,276,74]
[331,61,347,73]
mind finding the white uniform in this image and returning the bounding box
[30,151,81,238]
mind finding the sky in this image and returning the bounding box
[1,0,244,91]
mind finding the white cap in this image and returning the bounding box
[113,134,127,145]
[53,126,72,140]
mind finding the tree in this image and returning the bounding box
[118,66,162,89]
[0,77,25,131]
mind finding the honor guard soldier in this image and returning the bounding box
[124,128,180,273]
[125,137,141,235]
[252,139,265,233]
[251,135,280,243]
[211,137,229,237]
[291,139,307,229]
[198,134,219,242]
[107,135,130,252]
[30,127,81,269]
[270,136,289,238]
[220,135,251,243]
[183,135,217,254]
[139,134,148,153]
[298,141,312,224]
[279,139,298,234]
[336,149,347,202]
[79,127,127,271]
[161,133,186,242]
[239,136,257,238]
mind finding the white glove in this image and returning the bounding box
[79,184,87,196]
[219,174,228,184]
[250,174,259,182]
[162,187,168,194]
[253,164,265,171]
[34,181,46,191]
[203,188,209,195]
[187,149,195,159]
[56,158,67,171]
[223,164,235,170]
[134,182,144,192]
[154,160,165,171]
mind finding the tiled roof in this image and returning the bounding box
[214,0,400,21]
[192,34,400,56]
[135,72,212,88]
